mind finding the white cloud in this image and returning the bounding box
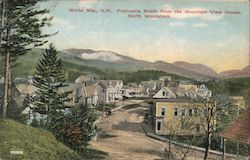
[169,22,186,27]
[192,23,208,28]
[78,0,101,8]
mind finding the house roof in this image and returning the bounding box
[153,87,176,99]
[169,86,187,96]
[219,108,250,144]
[16,84,37,95]
[99,80,121,88]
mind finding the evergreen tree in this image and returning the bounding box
[0,0,53,118]
[32,44,69,126]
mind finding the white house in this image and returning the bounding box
[73,79,123,106]
[99,80,123,103]
[197,84,212,100]
[85,84,99,107]
[74,80,100,107]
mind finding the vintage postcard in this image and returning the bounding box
[0,0,249,159]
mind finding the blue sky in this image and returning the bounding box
[39,0,249,72]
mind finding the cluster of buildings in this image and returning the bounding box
[0,75,246,133]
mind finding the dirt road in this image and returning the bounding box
[90,102,167,160]
[89,102,238,160]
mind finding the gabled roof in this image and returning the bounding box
[153,87,176,99]
[99,80,121,88]
[219,108,250,144]
[16,84,37,95]
[169,86,187,97]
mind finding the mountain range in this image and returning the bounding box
[1,48,248,81]
[63,49,250,80]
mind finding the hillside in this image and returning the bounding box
[173,61,218,77]
[1,48,248,81]
[63,49,214,80]
[0,49,107,82]
[219,65,250,79]
[153,61,214,81]
[0,49,190,82]
[0,119,79,160]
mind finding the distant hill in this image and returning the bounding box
[0,119,79,160]
[63,49,214,80]
[0,49,189,82]
[173,61,218,77]
[152,61,214,81]
[219,65,250,79]
[1,48,248,81]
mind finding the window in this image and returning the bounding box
[162,91,165,96]
[174,108,178,116]
[189,109,193,116]
[161,108,166,116]
[157,121,162,131]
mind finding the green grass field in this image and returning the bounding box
[0,119,79,160]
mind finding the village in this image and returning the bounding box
[0,73,248,160]
[0,0,249,159]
